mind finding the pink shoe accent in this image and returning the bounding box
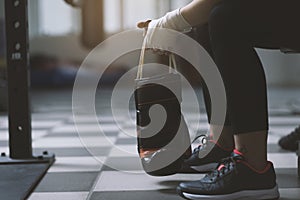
[233,149,244,156]
[240,161,272,174]
[218,164,225,171]
[233,149,272,174]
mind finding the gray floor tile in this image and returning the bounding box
[101,165,118,171]
[268,144,294,153]
[48,156,103,173]
[35,172,98,192]
[90,190,183,200]
[279,188,300,200]
[3,88,299,200]
[275,168,300,188]
[0,140,8,147]
[103,157,144,171]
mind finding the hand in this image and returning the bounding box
[137,9,192,54]
[137,20,170,55]
[137,20,152,35]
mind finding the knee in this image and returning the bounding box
[208,0,241,35]
[192,25,214,56]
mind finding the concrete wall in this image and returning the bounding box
[2,0,300,86]
[28,34,300,87]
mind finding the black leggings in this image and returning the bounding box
[196,0,300,134]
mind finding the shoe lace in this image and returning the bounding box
[206,154,243,181]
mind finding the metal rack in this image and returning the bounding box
[0,1,55,199]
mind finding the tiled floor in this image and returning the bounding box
[0,87,299,200]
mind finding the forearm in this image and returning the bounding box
[181,0,223,26]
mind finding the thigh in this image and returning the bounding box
[222,0,300,49]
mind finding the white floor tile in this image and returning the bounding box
[0,130,7,140]
[268,153,298,168]
[117,132,134,139]
[93,171,204,192]
[28,192,89,200]
[52,124,120,134]
[32,113,71,120]
[0,147,8,154]
[279,188,300,200]
[269,126,296,135]
[118,128,136,138]
[0,120,8,129]
[98,116,126,123]
[268,134,281,144]
[33,136,116,148]
[109,145,139,157]
[69,116,98,123]
[32,120,63,129]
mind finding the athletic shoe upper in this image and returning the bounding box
[177,150,279,200]
[278,125,300,151]
[184,139,232,172]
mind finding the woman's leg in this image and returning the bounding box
[177,1,300,199]
[193,25,234,150]
[182,25,235,172]
[208,0,300,170]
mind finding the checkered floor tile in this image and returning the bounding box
[0,88,299,200]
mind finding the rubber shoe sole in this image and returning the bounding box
[177,184,280,200]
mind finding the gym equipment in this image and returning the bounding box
[0,1,55,199]
[135,52,192,176]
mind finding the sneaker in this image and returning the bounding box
[184,139,232,172]
[278,125,300,151]
[177,150,280,200]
